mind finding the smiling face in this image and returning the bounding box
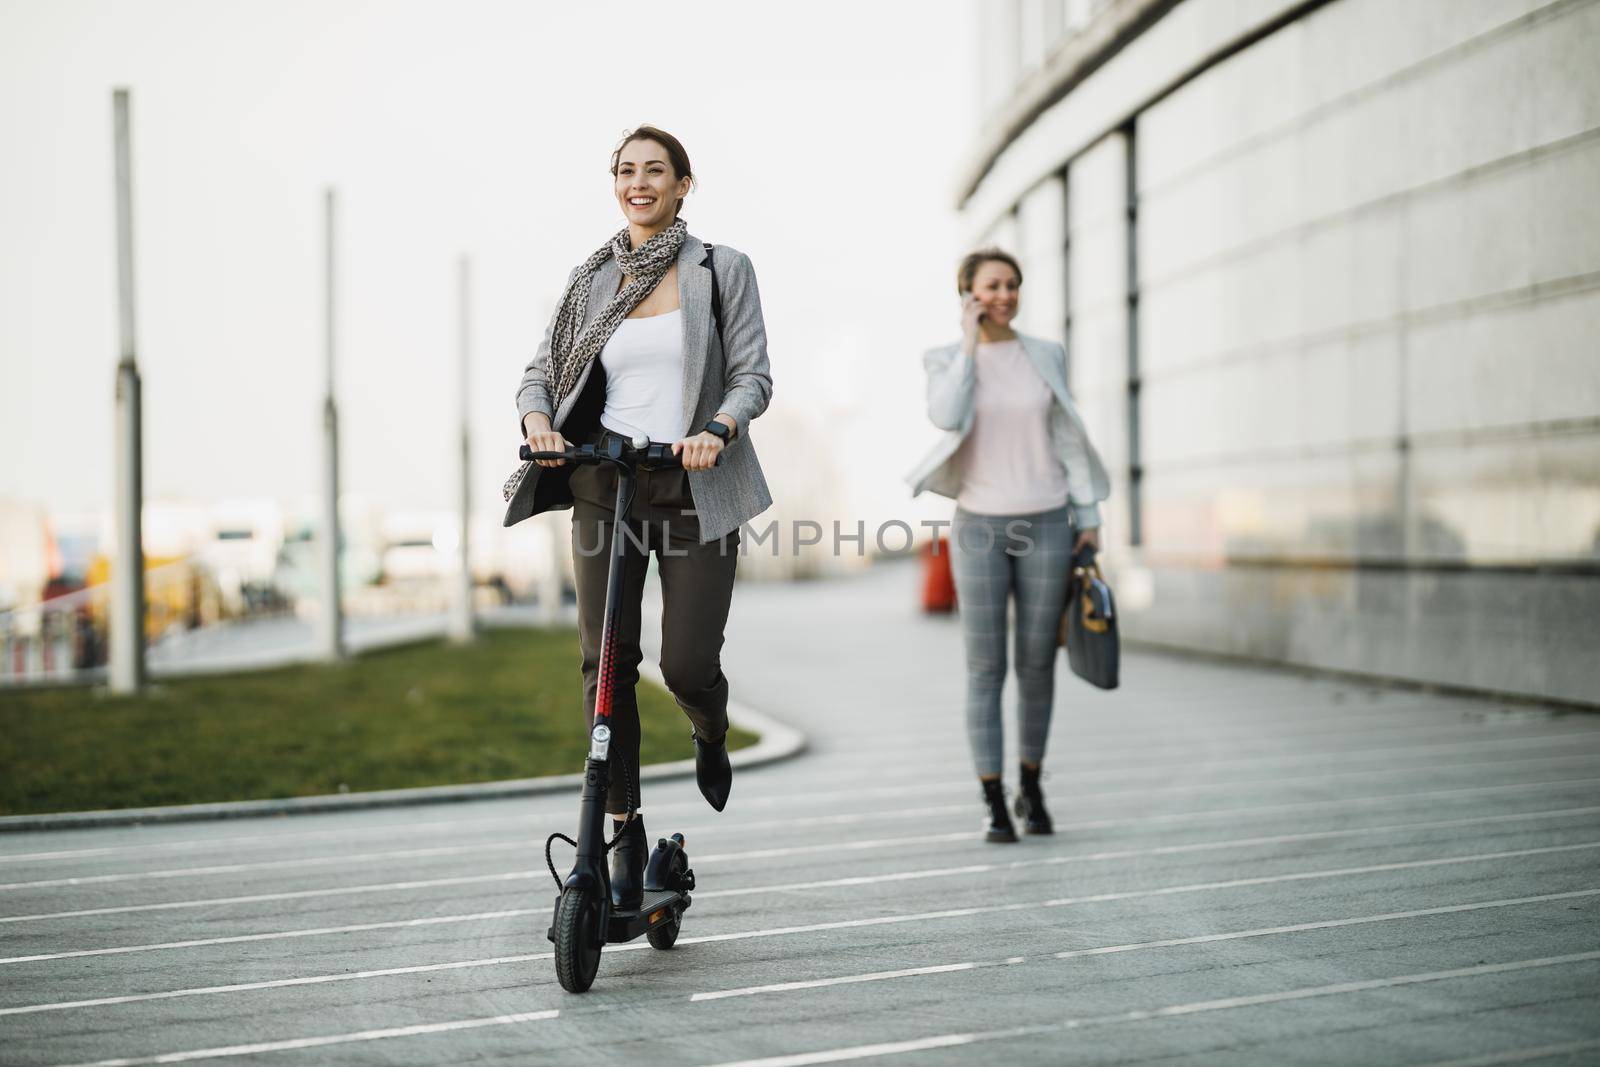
[613,138,692,231]
[969,258,1021,328]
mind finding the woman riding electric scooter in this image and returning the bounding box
[503,124,774,912]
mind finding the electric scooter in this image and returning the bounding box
[521,433,714,994]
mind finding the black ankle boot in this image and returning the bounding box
[1015,763,1053,835]
[694,733,732,812]
[980,778,1017,843]
[609,816,646,910]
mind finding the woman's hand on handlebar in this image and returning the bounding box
[671,430,724,472]
[522,413,569,468]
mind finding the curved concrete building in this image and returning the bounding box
[960,0,1599,705]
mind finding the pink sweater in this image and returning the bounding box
[952,339,1072,515]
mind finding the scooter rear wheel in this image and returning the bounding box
[646,915,680,950]
[553,886,602,992]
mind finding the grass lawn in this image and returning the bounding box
[0,627,757,816]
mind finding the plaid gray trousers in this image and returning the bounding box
[949,503,1074,777]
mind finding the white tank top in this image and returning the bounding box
[598,309,685,444]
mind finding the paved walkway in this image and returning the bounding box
[1,559,1597,1065]
[143,603,575,678]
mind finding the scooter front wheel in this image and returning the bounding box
[647,915,680,950]
[553,886,602,992]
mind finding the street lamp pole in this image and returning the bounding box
[449,254,476,644]
[318,187,345,661]
[109,88,146,695]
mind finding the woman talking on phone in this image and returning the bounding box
[503,125,773,907]
[907,248,1110,843]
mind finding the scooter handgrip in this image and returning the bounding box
[520,445,570,462]
[649,450,724,469]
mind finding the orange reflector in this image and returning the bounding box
[649,908,667,924]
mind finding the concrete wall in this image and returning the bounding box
[967,0,1600,705]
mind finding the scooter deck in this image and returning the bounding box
[608,888,690,943]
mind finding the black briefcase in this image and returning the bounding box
[1059,546,1120,690]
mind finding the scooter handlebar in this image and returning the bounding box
[518,441,722,469]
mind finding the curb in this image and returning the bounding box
[0,663,807,833]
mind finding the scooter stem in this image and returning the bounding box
[567,448,637,900]
[591,450,635,746]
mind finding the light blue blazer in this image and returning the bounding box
[905,333,1110,529]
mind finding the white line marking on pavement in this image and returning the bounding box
[1023,776,1600,847]
[1416,1039,1600,1066]
[969,752,1600,806]
[7,754,1599,893]
[801,692,1554,746]
[1157,952,1600,1013]
[8,804,1596,964]
[0,808,977,892]
[693,961,1015,1001]
[818,729,1600,782]
[5,802,1597,930]
[1048,887,1600,959]
[0,833,978,927]
[709,1033,982,1066]
[0,908,545,965]
[1089,776,1600,829]
[0,828,988,926]
[669,842,1600,950]
[0,801,933,869]
[699,953,1600,1067]
[2,841,1592,1017]
[763,717,1570,782]
[6,722,1594,865]
[702,864,997,898]
[696,830,972,865]
[8,804,1593,964]
[697,805,1600,877]
[56,1010,560,1066]
[0,953,559,1017]
[0,842,531,892]
[690,888,1600,1000]
[0,870,539,925]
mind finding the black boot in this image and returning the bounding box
[609,816,646,910]
[694,733,732,812]
[980,778,1017,843]
[1015,763,1053,835]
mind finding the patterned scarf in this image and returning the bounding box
[501,217,687,504]
[546,217,688,416]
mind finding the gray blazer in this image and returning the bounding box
[904,333,1110,529]
[505,233,773,542]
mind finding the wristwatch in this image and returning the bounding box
[701,420,734,443]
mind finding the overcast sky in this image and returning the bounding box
[0,0,979,539]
